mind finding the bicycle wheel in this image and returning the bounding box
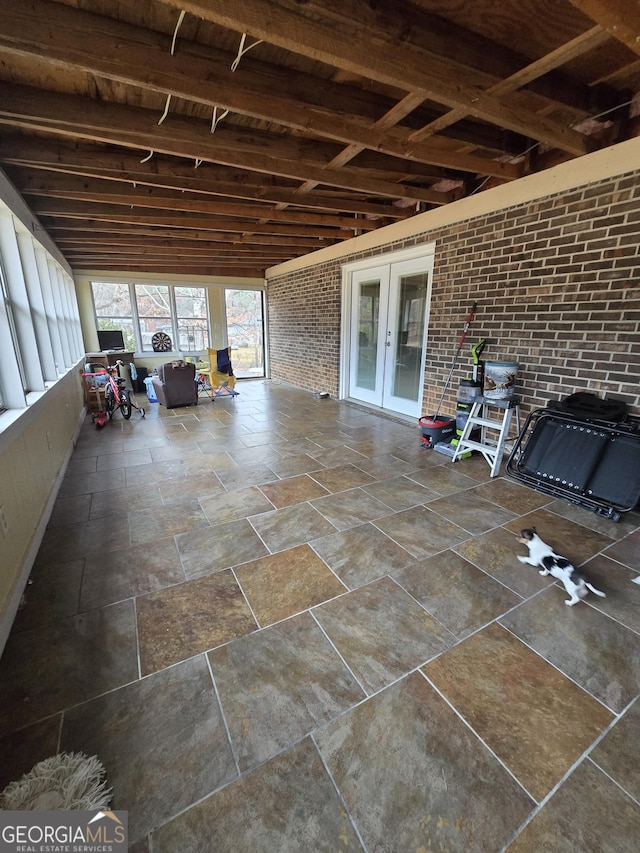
[104,384,116,419]
[119,389,133,419]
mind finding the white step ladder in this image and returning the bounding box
[452,396,521,477]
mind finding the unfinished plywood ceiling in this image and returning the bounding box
[0,0,638,276]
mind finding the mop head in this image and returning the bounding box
[0,752,112,811]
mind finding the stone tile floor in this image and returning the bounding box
[1,380,639,851]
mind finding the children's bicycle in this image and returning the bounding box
[103,365,145,421]
[84,364,145,427]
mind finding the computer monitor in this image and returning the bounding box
[97,329,125,351]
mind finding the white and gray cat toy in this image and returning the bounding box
[517,528,606,606]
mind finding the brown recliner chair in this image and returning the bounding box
[152,361,198,408]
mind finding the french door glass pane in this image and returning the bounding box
[356,280,380,391]
[391,273,428,402]
[225,289,265,378]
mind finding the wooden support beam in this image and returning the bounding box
[29,200,356,239]
[0,0,525,172]
[0,86,476,199]
[157,0,592,155]
[410,26,611,141]
[567,0,640,56]
[18,175,384,230]
[0,137,413,217]
[43,220,335,248]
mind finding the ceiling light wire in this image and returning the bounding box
[231,33,264,72]
[500,95,636,171]
[579,96,635,125]
[211,106,230,133]
[171,10,186,55]
[158,93,172,125]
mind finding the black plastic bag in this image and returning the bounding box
[549,391,627,423]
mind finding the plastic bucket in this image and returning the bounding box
[457,379,482,403]
[419,416,456,447]
[483,361,519,399]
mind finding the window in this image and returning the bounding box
[91,281,136,350]
[135,283,172,351]
[0,197,83,416]
[91,281,211,354]
[0,246,27,393]
[0,256,8,412]
[175,286,209,352]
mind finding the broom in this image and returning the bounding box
[432,301,477,421]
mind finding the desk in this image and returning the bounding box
[86,351,134,367]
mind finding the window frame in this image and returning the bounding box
[0,195,83,422]
[174,284,209,353]
[91,280,212,355]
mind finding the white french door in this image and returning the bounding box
[347,253,433,418]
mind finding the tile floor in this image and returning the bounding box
[1,380,639,852]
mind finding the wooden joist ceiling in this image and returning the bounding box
[0,0,638,277]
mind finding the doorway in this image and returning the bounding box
[224,288,266,378]
[343,248,434,418]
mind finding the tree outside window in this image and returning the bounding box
[175,286,209,352]
[91,281,262,364]
[225,289,264,377]
[90,281,136,350]
[135,284,172,351]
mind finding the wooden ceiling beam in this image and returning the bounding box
[0,137,412,217]
[63,250,293,262]
[17,175,384,230]
[29,200,356,238]
[3,85,515,183]
[0,86,482,198]
[43,221,334,247]
[567,1,640,57]
[62,248,290,259]
[55,233,295,249]
[65,251,277,263]
[289,0,619,114]
[411,26,612,141]
[70,263,267,276]
[0,0,524,173]
[54,235,297,252]
[157,0,592,155]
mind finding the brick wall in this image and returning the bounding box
[267,170,640,418]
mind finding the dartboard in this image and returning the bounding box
[152,331,172,352]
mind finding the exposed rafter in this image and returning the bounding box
[157,0,591,155]
[0,0,635,276]
[0,0,524,172]
[567,0,640,57]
